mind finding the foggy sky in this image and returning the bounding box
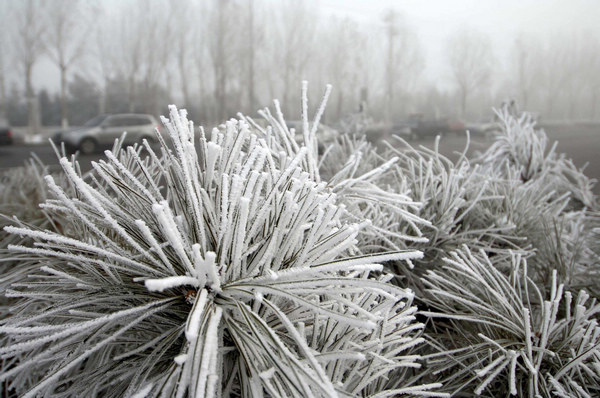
[29,0,600,94]
[319,0,600,90]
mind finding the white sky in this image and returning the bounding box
[319,0,600,88]
[32,0,600,92]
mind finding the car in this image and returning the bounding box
[406,113,449,139]
[0,118,13,145]
[52,113,160,154]
[447,119,467,135]
[465,120,502,136]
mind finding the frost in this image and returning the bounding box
[144,276,200,292]
[1,86,429,398]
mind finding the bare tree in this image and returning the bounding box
[12,0,47,135]
[45,0,91,127]
[324,18,362,120]
[0,0,9,120]
[563,33,590,119]
[447,28,493,118]
[139,0,174,116]
[204,0,241,121]
[113,1,145,113]
[245,0,264,114]
[275,1,317,115]
[540,38,569,118]
[382,9,423,121]
[585,37,600,120]
[94,16,114,115]
[510,35,541,110]
[171,0,195,109]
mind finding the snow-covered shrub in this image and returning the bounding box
[376,110,598,291]
[0,91,445,397]
[476,110,599,290]
[376,136,523,291]
[421,247,600,397]
[478,109,596,210]
[374,111,599,397]
[0,156,62,236]
[0,157,71,313]
[243,82,429,255]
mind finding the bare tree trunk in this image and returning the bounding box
[196,65,205,122]
[60,64,68,127]
[283,70,291,115]
[0,62,6,121]
[26,63,40,136]
[247,0,255,114]
[385,16,395,123]
[179,49,191,107]
[99,77,108,114]
[460,88,467,119]
[128,76,136,113]
[214,0,227,121]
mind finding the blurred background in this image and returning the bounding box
[0,0,599,133]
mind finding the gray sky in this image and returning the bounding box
[32,0,600,92]
[320,0,600,88]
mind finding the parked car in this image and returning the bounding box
[446,119,467,135]
[406,113,453,139]
[465,120,502,136]
[52,113,160,154]
[0,118,13,145]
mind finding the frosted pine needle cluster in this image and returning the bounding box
[242,82,429,254]
[422,247,600,397]
[478,108,596,209]
[0,88,439,397]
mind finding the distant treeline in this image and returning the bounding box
[1,0,600,130]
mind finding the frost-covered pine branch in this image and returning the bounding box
[242,81,430,255]
[478,108,597,210]
[0,89,441,397]
[421,246,600,397]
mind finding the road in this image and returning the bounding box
[0,122,598,194]
[0,144,98,174]
[387,122,600,195]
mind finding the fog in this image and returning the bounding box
[1,0,600,131]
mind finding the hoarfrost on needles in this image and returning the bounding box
[0,84,429,398]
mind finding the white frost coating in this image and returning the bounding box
[58,157,157,265]
[135,219,175,274]
[231,197,250,272]
[200,251,221,292]
[130,383,154,398]
[191,244,208,288]
[369,383,450,398]
[185,289,209,342]
[192,306,223,398]
[312,251,423,270]
[103,150,158,203]
[253,263,384,283]
[152,201,195,275]
[259,367,276,380]
[5,227,159,276]
[174,354,188,365]
[1,100,432,397]
[144,276,200,292]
